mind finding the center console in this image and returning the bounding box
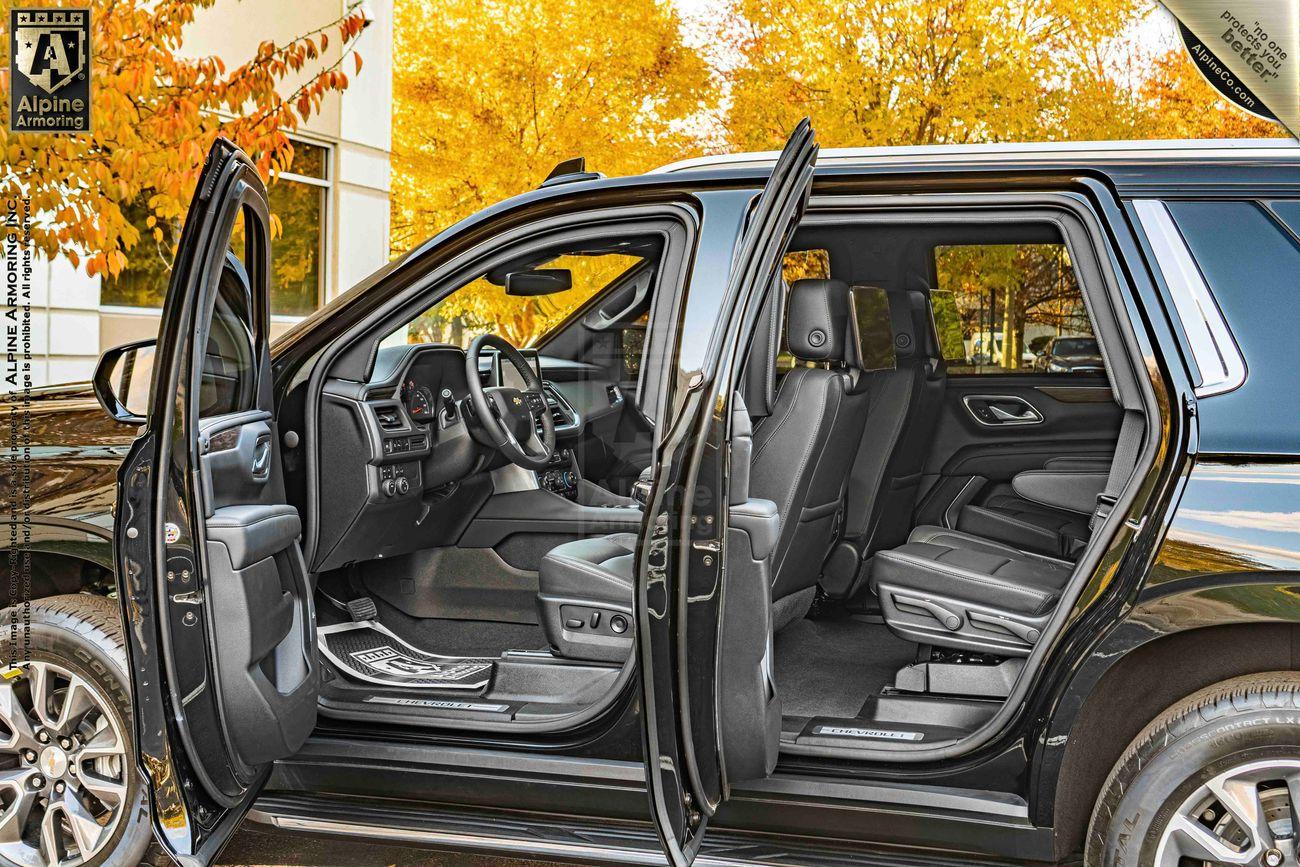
[536,448,580,499]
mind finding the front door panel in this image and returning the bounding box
[115,140,316,864]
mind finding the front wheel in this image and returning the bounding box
[1088,673,1300,867]
[0,594,152,867]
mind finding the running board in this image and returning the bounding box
[248,794,1008,866]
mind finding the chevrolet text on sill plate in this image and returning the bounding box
[8,7,91,134]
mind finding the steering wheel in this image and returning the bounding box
[465,334,556,470]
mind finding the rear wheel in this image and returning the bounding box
[0,595,150,866]
[1088,673,1300,867]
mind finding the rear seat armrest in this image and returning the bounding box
[1043,456,1112,473]
[1011,469,1108,516]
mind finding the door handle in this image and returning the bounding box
[990,404,1039,423]
[251,440,271,480]
[962,395,1044,427]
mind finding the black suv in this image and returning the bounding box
[3,124,1299,867]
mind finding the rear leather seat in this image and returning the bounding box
[956,456,1109,559]
[872,526,1072,655]
[874,412,1145,657]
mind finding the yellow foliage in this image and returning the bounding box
[389,0,715,252]
[721,0,1287,149]
[404,253,642,347]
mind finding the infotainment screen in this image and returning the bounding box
[493,348,542,390]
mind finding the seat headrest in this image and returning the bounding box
[787,279,857,364]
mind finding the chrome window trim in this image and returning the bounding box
[1133,199,1247,398]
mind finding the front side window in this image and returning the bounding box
[102,141,329,318]
[931,241,1094,375]
[197,202,261,419]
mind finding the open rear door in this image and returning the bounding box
[114,139,318,864]
[639,120,818,865]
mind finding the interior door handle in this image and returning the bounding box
[251,440,271,480]
[990,404,1038,423]
[962,395,1044,427]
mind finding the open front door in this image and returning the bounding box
[115,139,318,864]
[639,120,818,865]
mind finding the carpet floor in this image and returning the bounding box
[773,616,917,719]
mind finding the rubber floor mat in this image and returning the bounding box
[318,621,494,690]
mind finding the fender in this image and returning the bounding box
[0,515,115,571]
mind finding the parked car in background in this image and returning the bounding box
[2,131,1299,867]
[1036,335,1106,373]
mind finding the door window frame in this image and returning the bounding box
[297,200,700,738]
[760,190,1168,765]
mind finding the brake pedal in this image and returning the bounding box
[346,596,378,623]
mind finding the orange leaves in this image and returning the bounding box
[2,0,368,274]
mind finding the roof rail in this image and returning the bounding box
[649,138,1299,174]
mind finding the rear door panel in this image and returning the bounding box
[916,373,1121,528]
[641,119,818,866]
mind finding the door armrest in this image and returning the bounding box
[1011,470,1108,516]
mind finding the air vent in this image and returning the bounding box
[606,385,622,406]
[536,384,576,433]
[374,406,403,430]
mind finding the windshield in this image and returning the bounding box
[387,250,645,348]
[1053,338,1098,356]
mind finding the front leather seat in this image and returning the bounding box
[750,278,871,630]
[536,533,637,662]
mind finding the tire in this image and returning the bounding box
[1087,672,1300,867]
[0,594,152,867]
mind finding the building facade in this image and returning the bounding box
[25,0,393,388]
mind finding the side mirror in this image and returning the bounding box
[505,269,572,297]
[93,339,156,425]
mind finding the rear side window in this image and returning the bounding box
[782,248,830,283]
[931,242,1095,375]
[1163,200,1300,447]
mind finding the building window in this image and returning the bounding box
[101,140,330,317]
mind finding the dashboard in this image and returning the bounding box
[312,342,627,571]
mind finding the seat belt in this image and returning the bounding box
[1090,409,1145,531]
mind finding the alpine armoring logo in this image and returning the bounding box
[8,8,91,134]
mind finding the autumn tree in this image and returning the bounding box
[723,0,1145,150]
[1133,47,1284,139]
[721,0,1285,150]
[0,0,369,277]
[389,0,714,251]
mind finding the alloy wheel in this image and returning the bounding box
[1156,759,1300,866]
[0,660,129,867]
